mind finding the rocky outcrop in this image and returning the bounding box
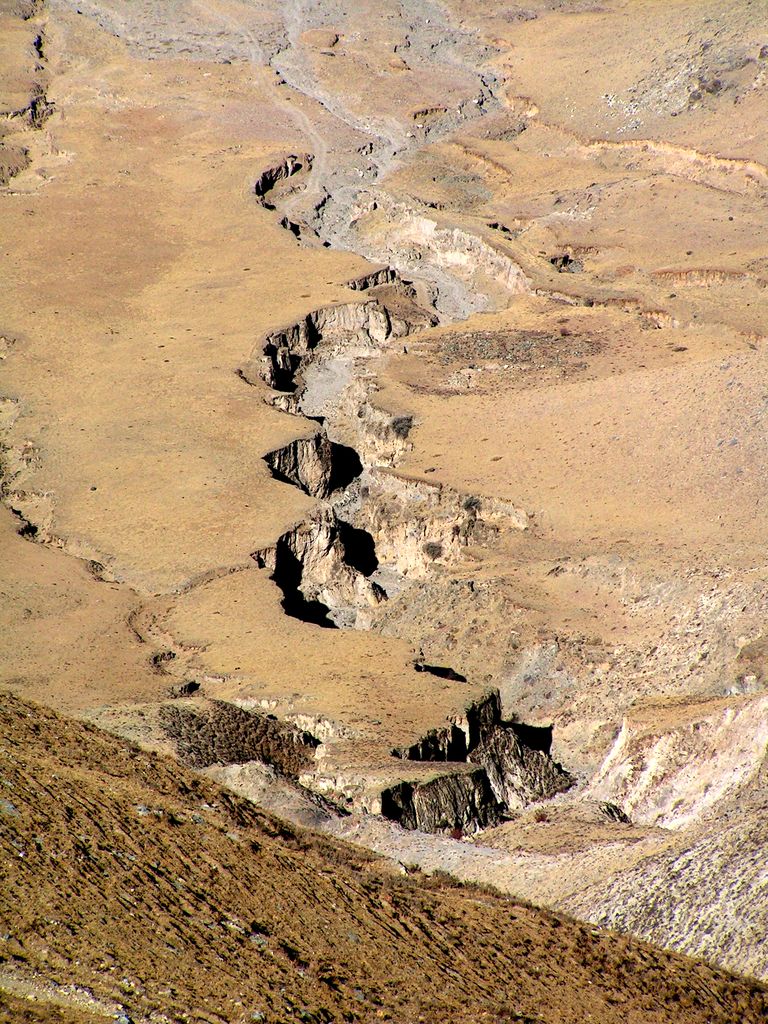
[242,296,431,401]
[326,386,418,468]
[252,506,385,628]
[356,194,531,315]
[263,432,362,498]
[379,767,503,834]
[253,153,313,205]
[393,690,502,762]
[291,688,571,836]
[160,699,319,774]
[470,725,573,811]
[344,266,399,291]
[390,689,573,829]
[359,469,528,577]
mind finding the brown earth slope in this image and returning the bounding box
[1,694,767,1024]
[2,0,768,990]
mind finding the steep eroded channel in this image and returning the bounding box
[244,155,572,833]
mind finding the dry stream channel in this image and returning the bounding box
[223,5,576,836]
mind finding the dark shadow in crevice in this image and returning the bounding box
[264,315,322,392]
[328,442,363,493]
[280,216,302,238]
[263,343,302,392]
[550,253,583,273]
[255,542,338,629]
[338,521,378,576]
[262,435,363,499]
[508,721,553,755]
[414,663,467,682]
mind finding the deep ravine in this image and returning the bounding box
[232,18,574,829]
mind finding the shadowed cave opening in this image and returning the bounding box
[255,517,380,629]
[510,721,553,755]
[268,539,338,629]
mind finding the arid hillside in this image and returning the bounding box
[1,0,767,999]
[2,695,768,1024]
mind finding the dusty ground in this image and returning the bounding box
[1,0,768,997]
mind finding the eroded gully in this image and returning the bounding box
[225,3,575,834]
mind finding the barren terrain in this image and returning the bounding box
[2,695,768,1023]
[1,0,767,1011]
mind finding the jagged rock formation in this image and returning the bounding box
[388,690,573,830]
[242,294,433,406]
[393,690,503,761]
[358,468,528,577]
[264,432,362,499]
[252,506,384,627]
[471,724,572,811]
[380,766,502,833]
[252,152,313,206]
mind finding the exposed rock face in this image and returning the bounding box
[357,194,531,314]
[585,695,768,829]
[264,432,362,498]
[159,699,319,774]
[389,689,574,830]
[252,506,384,627]
[252,153,313,204]
[243,295,432,402]
[359,468,528,577]
[324,383,418,467]
[344,266,402,291]
[393,690,502,761]
[380,767,502,833]
[470,725,573,812]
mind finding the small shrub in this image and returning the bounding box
[423,541,443,560]
[391,415,413,438]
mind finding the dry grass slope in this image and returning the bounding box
[1,695,767,1024]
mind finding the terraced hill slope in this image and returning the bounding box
[2,695,767,1024]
